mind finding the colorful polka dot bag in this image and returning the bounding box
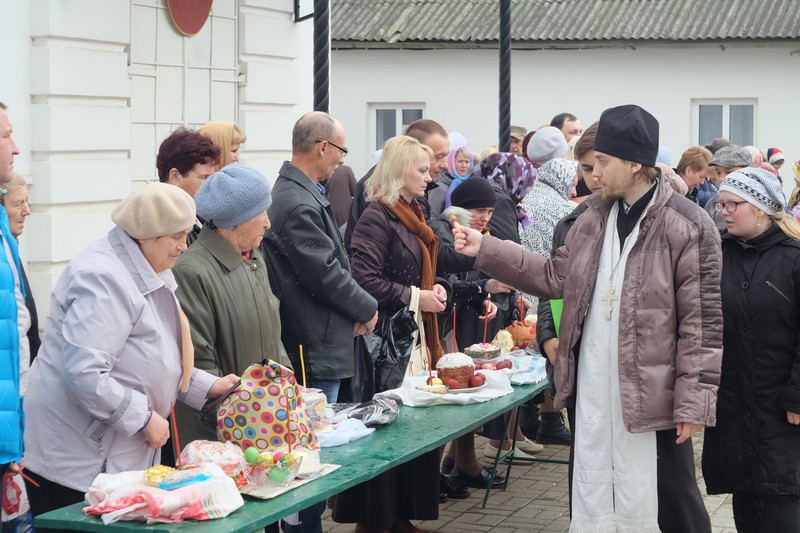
[216,360,319,452]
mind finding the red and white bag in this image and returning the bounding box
[2,473,33,533]
[83,465,243,524]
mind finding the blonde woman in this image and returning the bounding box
[334,135,449,533]
[703,167,800,531]
[197,121,247,171]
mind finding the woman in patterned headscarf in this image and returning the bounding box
[469,152,537,240]
[520,158,579,260]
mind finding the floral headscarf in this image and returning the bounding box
[469,152,537,228]
[744,146,765,166]
[520,158,578,257]
[536,158,578,199]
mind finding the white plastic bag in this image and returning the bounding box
[179,440,245,477]
[84,464,243,524]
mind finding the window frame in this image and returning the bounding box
[691,98,757,147]
[369,104,425,153]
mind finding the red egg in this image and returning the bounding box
[445,378,461,390]
[469,374,485,387]
[495,360,513,370]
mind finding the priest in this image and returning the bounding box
[452,104,722,533]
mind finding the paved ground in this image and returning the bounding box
[322,433,736,532]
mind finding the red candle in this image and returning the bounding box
[427,343,433,382]
[482,300,490,343]
[170,402,182,468]
[452,304,457,352]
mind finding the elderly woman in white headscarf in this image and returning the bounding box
[23,183,239,518]
[520,158,579,261]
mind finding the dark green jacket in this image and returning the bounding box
[173,226,289,443]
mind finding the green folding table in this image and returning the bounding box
[35,380,549,532]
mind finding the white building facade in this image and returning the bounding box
[1,0,315,317]
[331,44,800,192]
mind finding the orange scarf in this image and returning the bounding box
[384,199,444,362]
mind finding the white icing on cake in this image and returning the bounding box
[436,352,475,369]
[467,343,498,352]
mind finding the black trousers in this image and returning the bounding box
[732,492,800,533]
[24,469,85,533]
[655,430,711,533]
[566,426,711,533]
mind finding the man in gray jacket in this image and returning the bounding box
[267,111,378,533]
[268,111,378,399]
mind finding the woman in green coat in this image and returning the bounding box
[173,165,290,445]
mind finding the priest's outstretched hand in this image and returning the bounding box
[453,225,483,256]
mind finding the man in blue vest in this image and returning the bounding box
[0,101,28,479]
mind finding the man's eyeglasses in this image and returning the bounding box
[714,200,749,214]
[316,139,348,157]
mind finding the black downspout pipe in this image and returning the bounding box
[313,0,330,112]
[498,0,511,152]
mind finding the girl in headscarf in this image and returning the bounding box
[443,146,476,209]
[517,157,578,449]
[744,145,765,166]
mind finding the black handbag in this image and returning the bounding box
[372,306,418,394]
[346,334,377,403]
[348,306,419,402]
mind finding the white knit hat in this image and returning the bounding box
[720,167,786,215]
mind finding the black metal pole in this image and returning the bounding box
[498,0,511,152]
[313,0,330,112]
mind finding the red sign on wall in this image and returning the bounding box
[167,0,213,36]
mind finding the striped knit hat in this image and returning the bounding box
[720,166,786,215]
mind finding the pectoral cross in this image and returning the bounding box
[601,286,617,320]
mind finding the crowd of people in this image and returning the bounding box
[2,97,799,533]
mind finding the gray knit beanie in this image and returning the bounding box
[720,166,786,215]
[195,164,272,228]
[526,126,568,165]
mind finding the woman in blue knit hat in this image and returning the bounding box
[171,164,291,446]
